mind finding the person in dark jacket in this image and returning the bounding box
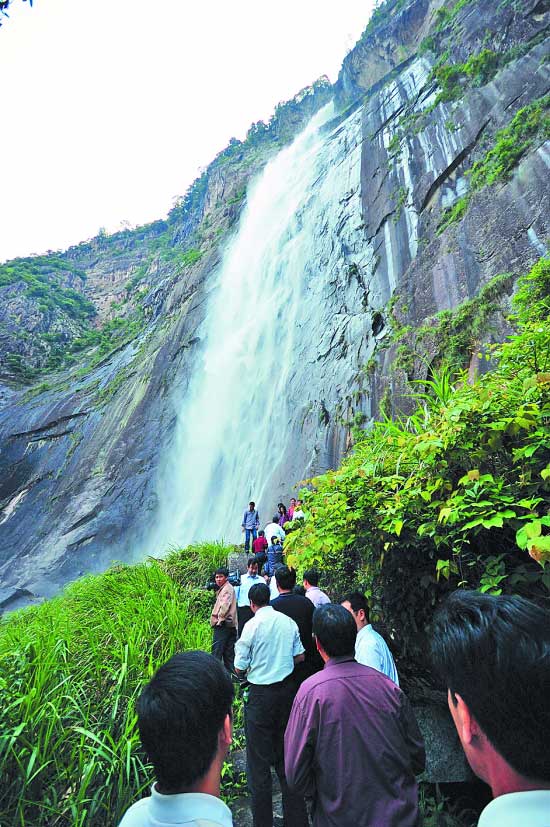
[271,566,322,683]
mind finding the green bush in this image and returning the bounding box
[286,257,550,669]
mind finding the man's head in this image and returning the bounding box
[303,568,319,589]
[431,590,550,790]
[313,604,357,662]
[275,565,297,593]
[247,558,259,576]
[214,567,229,589]
[249,582,270,611]
[249,501,255,511]
[341,591,370,630]
[137,651,233,794]
[272,514,280,524]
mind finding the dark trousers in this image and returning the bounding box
[245,678,308,827]
[237,605,254,639]
[245,527,257,551]
[211,624,236,672]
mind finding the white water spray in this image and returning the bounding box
[148,99,367,550]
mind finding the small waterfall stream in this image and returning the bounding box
[148,99,371,551]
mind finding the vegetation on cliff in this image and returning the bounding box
[286,257,550,668]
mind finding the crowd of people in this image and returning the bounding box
[117,503,550,827]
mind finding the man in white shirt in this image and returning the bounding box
[118,651,233,827]
[303,569,331,608]
[263,515,286,544]
[431,590,550,827]
[234,582,308,827]
[236,557,262,638]
[341,591,399,685]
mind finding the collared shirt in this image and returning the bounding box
[210,581,237,628]
[242,509,260,530]
[478,790,550,826]
[236,573,263,607]
[285,656,425,827]
[305,586,330,608]
[234,605,304,685]
[356,624,400,686]
[118,786,233,826]
[264,522,285,543]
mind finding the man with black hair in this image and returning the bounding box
[431,590,550,826]
[242,501,260,552]
[210,567,237,673]
[303,569,330,608]
[234,582,308,827]
[341,590,399,684]
[285,604,425,827]
[236,558,262,638]
[118,651,234,826]
[272,565,322,682]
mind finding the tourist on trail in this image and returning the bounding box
[288,497,297,520]
[210,568,237,673]
[241,501,260,553]
[278,503,290,527]
[341,591,399,685]
[236,558,263,638]
[285,605,425,827]
[303,569,330,608]
[265,536,284,577]
[293,499,305,520]
[271,565,322,683]
[264,514,285,545]
[252,529,268,564]
[118,651,234,827]
[431,590,550,826]
[234,583,308,827]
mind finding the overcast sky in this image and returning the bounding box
[0,0,374,263]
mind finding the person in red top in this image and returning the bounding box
[252,530,268,566]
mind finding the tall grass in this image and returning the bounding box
[0,542,234,826]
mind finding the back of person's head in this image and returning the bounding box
[272,514,280,524]
[313,604,357,658]
[214,566,229,577]
[342,591,370,623]
[303,568,319,587]
[431,590,550,782]
[137,651,233,792]
[275,565,297,591]
[294,584,306,597]
[258,530,265,537]
[249,582,270,607]
[270,536,278,545]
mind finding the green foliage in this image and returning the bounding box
[286,258,550,667]
[0,540,243,826]
[437,95,550,231]
[0,256,94,322]
[469,95,550,190]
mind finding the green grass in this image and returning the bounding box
[0,542,235,826]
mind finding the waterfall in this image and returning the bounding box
[148,98,371,552]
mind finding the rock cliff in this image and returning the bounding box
[0,0,548,604]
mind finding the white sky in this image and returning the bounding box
[0,0,374,263]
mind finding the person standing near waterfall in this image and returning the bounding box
[242,501,260,553]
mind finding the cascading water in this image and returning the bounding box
[148,98,375,551]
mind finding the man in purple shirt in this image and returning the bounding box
[284,604,425,827]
